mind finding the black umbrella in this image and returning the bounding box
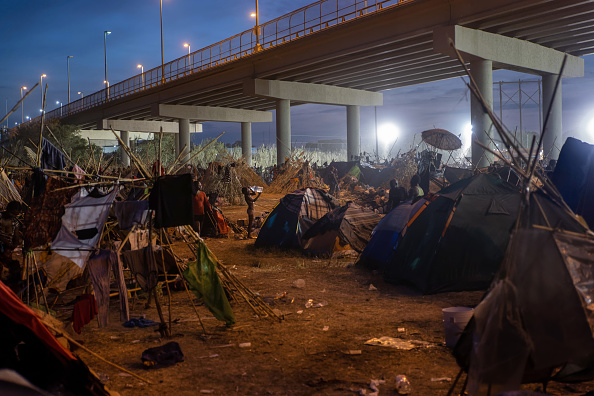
[421,128,462,151]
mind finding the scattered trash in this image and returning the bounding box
[141,341,184,368]
[322,326,329,331]
[369,284,377,291]
[305,299,328,308]
[355,379,385,396]
[395,375,411,394]
[239,342,251,348]
[293,279,306,288]
[343,350,362,355]
[430,377,451,382]
[109,336,119,340]
[131,340,141,344]
[96,372,109,383]
[397,328,406,333]
[364,336,433,350]
[275,292,287,299]
[296,310,303,314]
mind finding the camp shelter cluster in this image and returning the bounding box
[0,120,594,395]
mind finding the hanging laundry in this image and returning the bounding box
[128,229,151,251]
[114,200,149,230]
[51,187,117,268]
[87,249,129,327]
[40,137,66,171]
[72,294,98,334]
[121,246,159,292]
[149,174,193,228]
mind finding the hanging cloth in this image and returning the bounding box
[149,174,193,228]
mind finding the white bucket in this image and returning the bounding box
[442,307,474,347]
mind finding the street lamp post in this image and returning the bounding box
[104,31,111,100]
[160,0,165,83]
[20,86,27,123]
[137,64,144,89]
[251,0,261,51]
[40,74,46,109]
[56,101,62,116]
[183,43,191,71]
[78,91,84,98]
[67,56,73,104]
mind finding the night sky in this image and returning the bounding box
[1,0,593,154]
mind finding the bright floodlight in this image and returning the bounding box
[588,117,594,138]
[462,122,472,147]
[250,12,256,17]
[378,123,399,145]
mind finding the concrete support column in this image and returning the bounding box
[276,99,291,166]
[346,105,360,161]
[120,130,130,167]
[174,132,180,158]
[241,122,253,167]
[178,118,191,163]
[542,74,563,162]
[470,59,494,168]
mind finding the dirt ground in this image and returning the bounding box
[72,193,594,396]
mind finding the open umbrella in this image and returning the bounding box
[421,129,462,151]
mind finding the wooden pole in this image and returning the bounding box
[31,252,51,313]
[172,132,226,175]
[36,84,48,167]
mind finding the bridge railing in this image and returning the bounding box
[42,0,406,124]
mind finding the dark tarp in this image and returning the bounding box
[149,174,194,228]
[550,137,594,228]
[385,173,521,294]
[454,229,594,394]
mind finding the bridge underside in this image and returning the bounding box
[57,0,594,130]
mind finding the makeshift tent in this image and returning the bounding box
[385,173,521,294]
[356,198,429,271]
[550,137,594,228]
[454,193,594,394]
[301,202,381,256]
[0,280,110,395]
[51,187,118,268]
[255,188,338,249]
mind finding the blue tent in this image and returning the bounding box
[356,199,428,271]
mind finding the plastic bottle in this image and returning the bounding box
[395,375,411,395]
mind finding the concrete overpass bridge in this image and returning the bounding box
[24,0,593,167]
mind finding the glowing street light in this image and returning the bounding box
[104,31,111,90]
[40,74,47,109]
[78,91,84,98]
[56,100,63,116]
[20,86,27,123]
[250,0,262,51]
[137,64,144,89]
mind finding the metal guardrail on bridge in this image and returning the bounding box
[36,0,407,125]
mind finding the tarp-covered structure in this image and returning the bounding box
[301,202,381,256]
[385,173,521,294]
[454,192,594,394]
[550,137,594,228]
[0,280,111,395]
[255,188,337,249]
